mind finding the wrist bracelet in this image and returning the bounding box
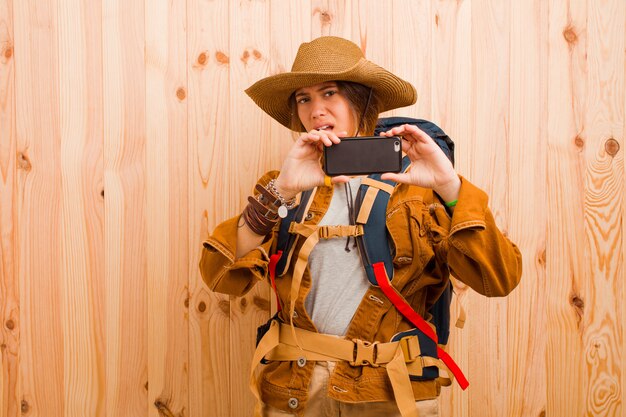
[444,199,458,208]
[267,179,297,218]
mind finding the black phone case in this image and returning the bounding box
[323,136,402,176]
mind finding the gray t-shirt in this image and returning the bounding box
[304,177,371,336]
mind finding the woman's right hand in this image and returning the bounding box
[273,129,350,198]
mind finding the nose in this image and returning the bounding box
[310,97,326,119]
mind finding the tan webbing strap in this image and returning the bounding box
[288,222,319,238]
[249,320,280,403]
[289,229,320,349]
[356,187,379,224]
[386,347,419,417]
[318,224,364,239]
[361,177,395,195]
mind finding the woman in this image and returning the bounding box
[200,36,522,417]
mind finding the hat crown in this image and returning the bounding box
[291,36,365,73]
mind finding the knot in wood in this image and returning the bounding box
[574,135,585,149]
[218,299,230,315]
[176,87,186,101]
[253,296,270,312]
[320,10,332,24]
[197,301,206,313]
[5,320,15,330]
[215,51,229,64]
[197,52,207,65]
[604,138,619,157]
[4,45,13,59]
[17,152,32,171]
[563,26,578,45]
[21,400,30,414]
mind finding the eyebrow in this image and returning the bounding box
[295,83,337,98]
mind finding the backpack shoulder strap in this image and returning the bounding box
[354,155,411,285]
[274,188,316,276]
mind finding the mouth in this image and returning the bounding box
[315,124,334,131]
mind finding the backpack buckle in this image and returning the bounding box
[350,339,380,367]
[399,336,420,363]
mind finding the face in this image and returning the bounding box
[294,82,358,135]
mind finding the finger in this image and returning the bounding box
[380,172,411,184]
[331,175,351,184]
[326,131,343,144]
[300,132,322,143]
[402,124,435,144]
[303,131,333,147]
[312,129,335,147]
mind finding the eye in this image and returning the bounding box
[296,96,309,104]
[324,90,337,97]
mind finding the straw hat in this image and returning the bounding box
[245,36,417,131]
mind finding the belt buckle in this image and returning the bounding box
[350,339,379,367]
[399,336,419,364]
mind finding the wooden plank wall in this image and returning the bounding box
[0,0,624,416]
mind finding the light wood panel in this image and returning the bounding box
[467,1,511,415]
[13,1,64,415]
[507,0,548,416]
[57,1,105,415]
[430,1,472,415]
[187,0,231,416]
[102,0,148,415]
[228,2,272,416]
[580,0,624,415]
[0,1,624,416]
[391,0,432,120]
[0,0,17,416]
[547,0,596,415]
[145,0,189,416]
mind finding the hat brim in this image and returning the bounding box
[245,59,417,131]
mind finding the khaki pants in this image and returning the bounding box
[259,362,439,417]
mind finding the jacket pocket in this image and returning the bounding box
[386,202,415,268]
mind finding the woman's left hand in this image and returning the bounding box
[379,124,461,203]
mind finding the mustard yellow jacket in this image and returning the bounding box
[199,171,522,413]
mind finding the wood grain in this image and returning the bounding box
[13,1,64,415]
[0,0,17,416]
[57,1,105,415]
[580,0,624,415]
[102,0,148,415]
[145,0,189,416]
[0,1,624,416]
[506,0,548,416]
[187,0,231,416]
[391,0,432,120]
[430,1,472,415]
[467,1,511,416]
[546,0,591,415]
[311,0,352,40]
[229,1,272,415]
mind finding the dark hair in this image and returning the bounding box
[288,81,381,135]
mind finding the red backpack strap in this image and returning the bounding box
[268,251,283,312]
[372,262,469,390]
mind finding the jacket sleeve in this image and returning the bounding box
[437,176,523,297]
[198,172,278,297]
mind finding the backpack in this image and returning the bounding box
[265,117,467,388]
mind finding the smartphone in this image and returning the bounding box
[323,136,402,176]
